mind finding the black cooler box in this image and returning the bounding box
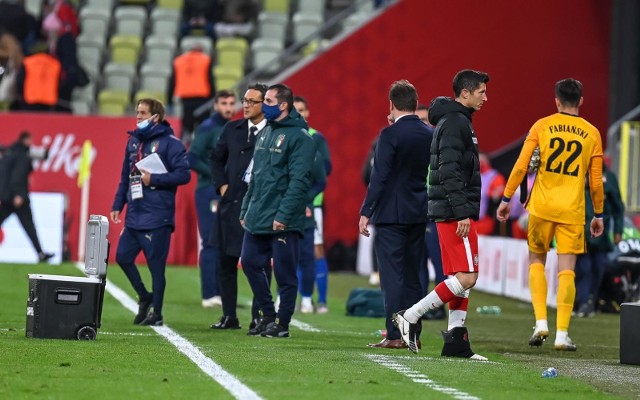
[26,215,109,340]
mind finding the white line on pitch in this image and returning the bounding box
[75,263,263,400]
[366,354,481,400]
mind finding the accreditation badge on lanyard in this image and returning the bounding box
[130,175,143,200]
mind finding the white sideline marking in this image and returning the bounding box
[75,263,263,400]
[366,354,481,400]
[290,319,321,332]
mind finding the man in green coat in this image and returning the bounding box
[240,83,316,338]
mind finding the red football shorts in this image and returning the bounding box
[435,220,480,275]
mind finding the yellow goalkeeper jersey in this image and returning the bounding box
[504,112,604,225]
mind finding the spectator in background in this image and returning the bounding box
[240,83,315,338]
[215,0,257,38]
[415,103,446,320]
[111,98,191,326]
[41,0,86,113]
[0,131,54,263]
[187,89,236,309]
[15,48,61,111]
[359,80,431,350]
[210,83,269,331]
[0,0,38,55]
[180,0,223,41]
[0,28,23,108]
[360,135,380,286]
[168,43,214,140]
[574,163,624,317]
[293,96,333,314]
[476,153,506,235]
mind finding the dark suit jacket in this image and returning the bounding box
[360,115,433,225]
[210,118,257,256]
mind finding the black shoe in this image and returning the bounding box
[134,295,153,325]
[441,327,487,361]
[38,252,54,263]
[248,317,260,330]
[260,321,289,338]
[211,316,241,330]
[247,316,275,336]
[140,309,163,326]
[422,306,446,320]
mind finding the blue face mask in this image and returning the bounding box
[262,103,281,121]
[136,116,155,132]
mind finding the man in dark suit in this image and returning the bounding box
[209,83,269,330]
[358,80,433,349]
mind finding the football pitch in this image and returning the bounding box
[0,262,637,400]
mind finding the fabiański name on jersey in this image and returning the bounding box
[548,124,589,139]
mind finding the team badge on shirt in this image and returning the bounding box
[275,134,285,148]
[151,141,160,153]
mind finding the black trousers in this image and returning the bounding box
[374,223,425,340]
[219,253,270,321]
[0,199,44,255]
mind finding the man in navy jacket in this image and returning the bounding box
[111,98,191,326]
[359,80,432,349]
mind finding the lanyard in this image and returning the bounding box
[131,141,144,174]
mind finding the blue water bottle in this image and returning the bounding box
[541,367,558,378]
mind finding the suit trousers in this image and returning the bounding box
[374,223,425,340]
[218,252,269,320]
[241,231,300,327]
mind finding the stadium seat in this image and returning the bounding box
[257,12,288,43]
[98,89,130,116]
[263,0,291,13]
[24,0,43,18]
[144,34,176,65]
[250,38,284,74]
[292,12,323,43]
[179,36,213,55]
[76,34,105,79]
[213,65,243,90]
[109,35,142,65]
[341,11,371,32]
[72,82,96,103]
[215,37,248,69]
[150,7,180,37]
[297,0,326,15]
[79,6,111,39]
[139,63,172,96]
[134,89,167,105]
[118,0,152,5]
[71,101,92,115]
[103,62,136,93]
[114,6,147,37]
[83,0,114,11]
[156,0,184,10]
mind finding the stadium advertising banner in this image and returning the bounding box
[1,113,198,265]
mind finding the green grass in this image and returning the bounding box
[0,262,636,399]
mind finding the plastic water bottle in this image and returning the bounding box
[476,306,501,315]
[375,329,387,338]
[541,367,558,378]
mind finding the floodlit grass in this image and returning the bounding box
[0,262,636,399]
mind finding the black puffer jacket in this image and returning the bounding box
[427,97,481,221]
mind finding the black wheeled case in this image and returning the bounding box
[26,215,109,340]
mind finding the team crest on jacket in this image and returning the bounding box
[151,141,160,153]
[275,134,285,147]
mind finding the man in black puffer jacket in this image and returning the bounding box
[393,70,489,360]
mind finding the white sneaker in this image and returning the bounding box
[369,272,380,286]
[554,335,577,351]
[300,297,314,314]
[202,296,222,308]
[316,303,329,314]
[392,311,419,353]
[528,320,549,347]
